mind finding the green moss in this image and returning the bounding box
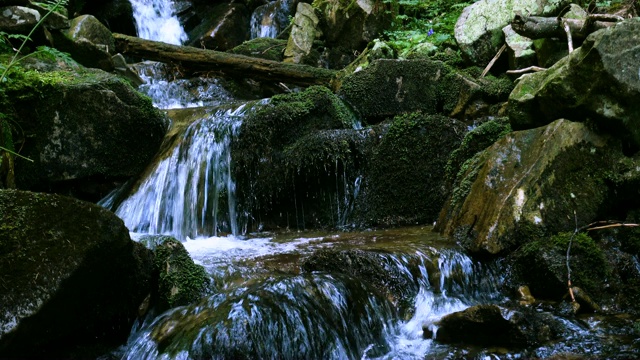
[153,237,209,310]
[228,38,287,62]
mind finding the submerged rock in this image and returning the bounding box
[508,18,640,151]
[438,119,620,255]
[0,189,153,358]
[435,304,563,347]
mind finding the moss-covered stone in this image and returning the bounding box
[232,85,362,230]
[353,113,466,227]
[150,236,209,311]
[438,119,621,256]
[0,189,153,357]
[1,62,167,200]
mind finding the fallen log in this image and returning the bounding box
[113,33,338,88]
[511,13,618,40]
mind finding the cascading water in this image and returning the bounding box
[130,0,187,45]
[249,0,297,39]
[104,1,615,359]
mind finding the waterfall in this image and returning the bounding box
[250,0,297,39]
[108,101,265,239]
[130,0,187,45]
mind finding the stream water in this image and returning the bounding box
[101,1,640,358]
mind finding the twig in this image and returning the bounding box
[261,43,286,55]
[567,210,578,303]
[506,66,547,74]
[481,44,506,78]
[587,222,640,231]
[562,19,574,53]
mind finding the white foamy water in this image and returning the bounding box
[130,0,187,45]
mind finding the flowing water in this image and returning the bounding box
[102,1,640,358]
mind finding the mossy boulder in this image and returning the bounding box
[338,59,513,123]
[353,113,466,227]
[438,119,621,256]
[146,236,209,311]
[66,0,136,36]
[187,2,250,51]
[232,85,362,230]
[0,189,153,358]
[51,14,115,71]
[435,304,563,347]
[3,65,167,201]
[508,18,640,151]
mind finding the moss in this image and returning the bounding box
[356,112,465,226]
[445,117,511,187]
[228,38,287,62]
[153,237,209,310]
[513,232,610,300]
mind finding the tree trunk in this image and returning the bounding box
[113,33,338,88]
[511,14,616,40]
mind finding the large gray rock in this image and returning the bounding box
[284,2,321,64]
[454,0,568,65]
[0,189,154,357]
[5,65,167,200]
[437,119,620,255]
[508,18,640,150]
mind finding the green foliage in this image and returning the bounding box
[382,0,470,58]
[0,0,70,167]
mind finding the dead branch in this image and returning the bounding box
[512,13,617,40]
[562,19,574,53]
[506,66,547,74]
[481,44,506,78]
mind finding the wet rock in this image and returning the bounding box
[435,304,563,347]
[5,62,167,201]
[249,0,298,39]
[301,248,428,310]
[517,285,536,305]
[142,235,209,311]
[0,189,154,358]
[569,286,601,313]
[454,0,568,66]
[438,119,620,256]
[284,2,321,64]
[508,18,640,150]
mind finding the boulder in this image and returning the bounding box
[4,64,167,201]
[284,2,321,64]
[228,37,287,62]
[67,0,136,36]
[0,5,40,33]
[435,304,563,347]
[0,189,154,357]
[52,14,116,71]
[337,59,513,123]
[438,119,620,255]
[353,113,466,227]
[508,18,640,151]
[454,0,568,65]
[188,3,250,51]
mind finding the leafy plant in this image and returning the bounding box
[382,0,471,57]
[0,0,69,164]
